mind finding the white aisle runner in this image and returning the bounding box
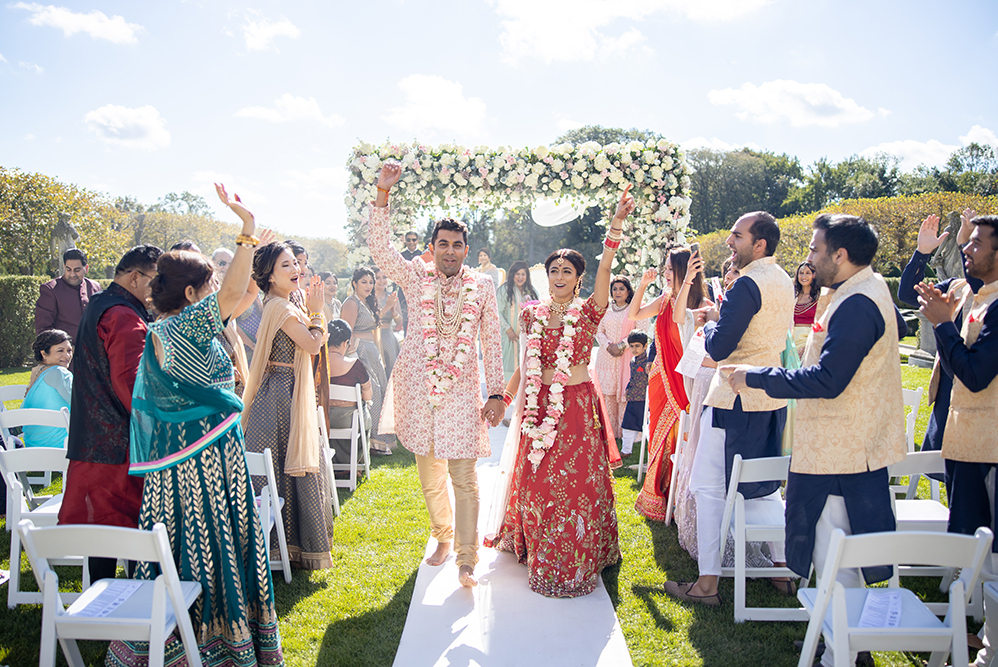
[393,417,632,667]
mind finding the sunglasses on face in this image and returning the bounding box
[216,260,229,267]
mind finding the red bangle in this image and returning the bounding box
[603,238,621,249]
[503,391,513,407]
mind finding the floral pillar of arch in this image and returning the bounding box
[344,139,693,275]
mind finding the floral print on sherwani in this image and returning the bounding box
[366,205,504,459]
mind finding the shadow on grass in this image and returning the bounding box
[313,569,418,667]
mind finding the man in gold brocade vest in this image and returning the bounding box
[725,214,907,667]
[915,216,998,667]
[664,211,794,607]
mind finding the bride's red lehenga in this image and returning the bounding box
[488,296,622,598]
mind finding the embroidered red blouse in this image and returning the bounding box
[794,299,817,326]
[521,296,607,369]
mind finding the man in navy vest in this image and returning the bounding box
[58,244,161,582]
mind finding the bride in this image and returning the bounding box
[485,186,634,598]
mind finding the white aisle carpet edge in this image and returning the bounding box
[393,417,632,667]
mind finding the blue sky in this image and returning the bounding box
[2,0,996,241]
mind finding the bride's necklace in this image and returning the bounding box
[549,298,571,320]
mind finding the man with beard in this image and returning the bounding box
[664,211,794,606]
[35,247,102,342]
[897,210,979,488]
[58,244,162,582]
[367,161,505,588]
[724,215,906,667]
[915,215,998,667]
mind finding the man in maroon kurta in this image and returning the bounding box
[58,245,161,582]
[34,247,101,341]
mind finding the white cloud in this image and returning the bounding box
[555,117,584,133]
[280,167,347,203]
[682,136,762,152]
[961,124,998,147]
[241,14,299,52]
[383,75,488,141]
[489,0,769,63]
[860,139,957,170]
[18,60,43,73]
[235,94,344,127]
[11,2,142,44]
[0,52,7,63]
[708,80,881,127]
[83,104,170,150]
[860,124,998,170]
[23,133,35,141]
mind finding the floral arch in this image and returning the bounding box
[344,139,693,275]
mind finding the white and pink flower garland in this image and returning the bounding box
[521,298,582,472]
[421,268,479,408]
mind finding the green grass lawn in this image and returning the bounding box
[0,363,965,666]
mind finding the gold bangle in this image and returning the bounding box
[235,233,259,247]
[309,312,323,321]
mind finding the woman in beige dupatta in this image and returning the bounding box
[242,241,334,570]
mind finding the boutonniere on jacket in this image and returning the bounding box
[811,322,824,333]
[969,313,979,324]
[636,366,644,373]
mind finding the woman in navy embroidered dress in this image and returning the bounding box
[487,186,635,598]
[108,185,282,667]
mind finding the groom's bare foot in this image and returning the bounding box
[458,564,478,588]
[426,542,452,566]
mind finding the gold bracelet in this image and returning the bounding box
[309,312,323,321]
[235,233,260,247]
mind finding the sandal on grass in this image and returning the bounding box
[663,581,721,607]
[770,578,798,596]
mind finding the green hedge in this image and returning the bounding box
[0,276,112,368]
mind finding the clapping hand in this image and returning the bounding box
[914,281,966,326]
[719,364,753,393]
[693,303,719,326]
[305,275,325,314]
[258,228,277,247]
[959,208,978,246]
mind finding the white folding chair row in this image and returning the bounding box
[0,383,28,405]
[316,406,342,517]
[326,383,370,492]
[19,520,203,667]
[796,527,993,667]
[0,441,88,608]
[888,450,949,531]
[244,448,292,584]
[719,454,808,622]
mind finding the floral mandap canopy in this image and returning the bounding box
[345,139,693,274]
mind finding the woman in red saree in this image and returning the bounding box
[485,187,633,598]
[628,247,708,521]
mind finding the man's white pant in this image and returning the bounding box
[810,495,863,667]
[621,429,640,456]
[689,407,785,577]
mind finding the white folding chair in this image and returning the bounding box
[244,448,292,584]
[663,410,691,526]
[18,520,203,667]
[0,383,28,406]
[316,406,341,517]
[888,450,949,532]
[327,384,370,492]
[796,527,993,667]
[901,387,923,454]
[0,407,70,487]
[635,399,651,483]
[0,444,90,608]
[718,454,808,622]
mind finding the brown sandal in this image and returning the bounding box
[664,581,721,607]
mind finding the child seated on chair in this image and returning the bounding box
[620,330,649,456]
[327,319,373,467]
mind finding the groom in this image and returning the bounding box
[368,161,506,587]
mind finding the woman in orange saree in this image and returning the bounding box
[629,247,708,521]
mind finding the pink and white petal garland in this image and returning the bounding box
[521,297,582,472]
[421,268,479,408]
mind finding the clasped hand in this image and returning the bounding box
[913,281,966,326]
[480,398,505,427]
